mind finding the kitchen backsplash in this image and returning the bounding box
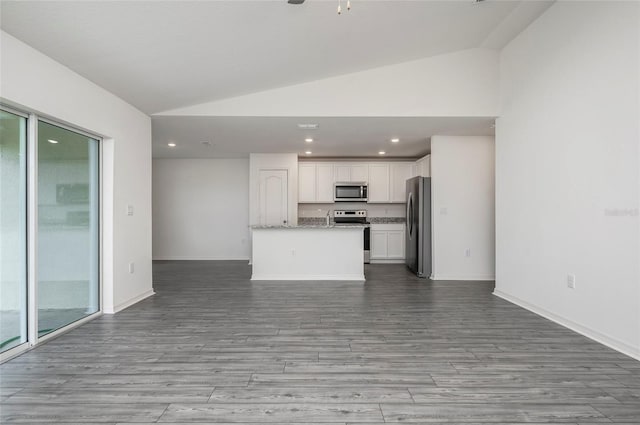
[298,202,406,220]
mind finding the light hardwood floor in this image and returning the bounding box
[1,260,639,423]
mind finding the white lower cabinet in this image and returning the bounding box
[370,223,405,261]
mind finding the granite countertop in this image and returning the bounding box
[298,217,406,225]
[251,224,367,229]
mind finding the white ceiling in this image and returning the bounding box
[1,0,550,159]
[0,0,551,114]
[152,116,495,159]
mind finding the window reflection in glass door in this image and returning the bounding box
[37,121,99,336]
[0,110,28,353]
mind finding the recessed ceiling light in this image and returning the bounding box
[168,143,176,147]
[391,138,400,143]
[305,151,312,155]
[305,138,313,143]
[298,124,319,130]
[378,151,386,155]
[47,139,59,144]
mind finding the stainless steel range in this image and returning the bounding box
[334,210,370,264]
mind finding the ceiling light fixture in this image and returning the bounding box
[168,143,176,147]
[391,138,400,143]
[305,138,313,143]
[378,151,386,155]
[47,139,59,144]
[305,151,312,155]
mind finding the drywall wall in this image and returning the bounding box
[0,30,153,314]
[495,1,640,359]
[152,159,250,260]
[431,135,495,281]
[157,48,499,118]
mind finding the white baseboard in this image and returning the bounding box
[432,274,495,281]
[493,289,640,361]
[251,274,365,281]
[104,289,155,314]
[153,257,250,261]
[370,259,405,264]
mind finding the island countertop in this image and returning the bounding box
[251,224,365,281]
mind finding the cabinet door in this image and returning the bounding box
[423,155,431,177]
[370,231,388,259]
[351,164,369,183]
[386,229,405,259]
[368,163,390,203]
[316,163,334,203]
[298,164,317,203]
[390,162,413,203]
[334,165,351,182]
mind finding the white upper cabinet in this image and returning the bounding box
[298,164,317,203]
[390,162,415,203]
[351,164,369,183]
[316,163,334,203]
[334,164,351,182]
[415,154,431,177]
[299,161,415,204]
[368,163,390,203]
[334,163,369,183]
[367,162,414,203]
[298,163,334,203]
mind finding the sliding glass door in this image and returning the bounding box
[0,110,28,353]
[0,107,101,359]
[37,121,99,337]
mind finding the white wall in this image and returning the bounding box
[495,1,640,359]
[0,31,153,314]
[152,159,250,260]
[431,136,495,281]
[157,48,499,118]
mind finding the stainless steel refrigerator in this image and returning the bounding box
[405,177,432,278]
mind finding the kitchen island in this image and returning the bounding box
[251,225,365,281]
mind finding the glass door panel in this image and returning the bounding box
[37,121,99,336]
[0,110,28,353]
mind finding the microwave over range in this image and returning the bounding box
[334,182,368,202]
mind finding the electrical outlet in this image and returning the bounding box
[128,262,134,274]
[567,274,576,289]
[465,248,471,258]
[127,205,134,216]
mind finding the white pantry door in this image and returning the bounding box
[259,169,288,226]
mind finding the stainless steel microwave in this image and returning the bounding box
[334,182,368,202]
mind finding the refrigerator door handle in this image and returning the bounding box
[407,192,414,238]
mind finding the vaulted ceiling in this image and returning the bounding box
[0,0,553,157]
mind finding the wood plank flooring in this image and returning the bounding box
[1,260,639,424]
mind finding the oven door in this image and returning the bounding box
[363,226,370,264]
